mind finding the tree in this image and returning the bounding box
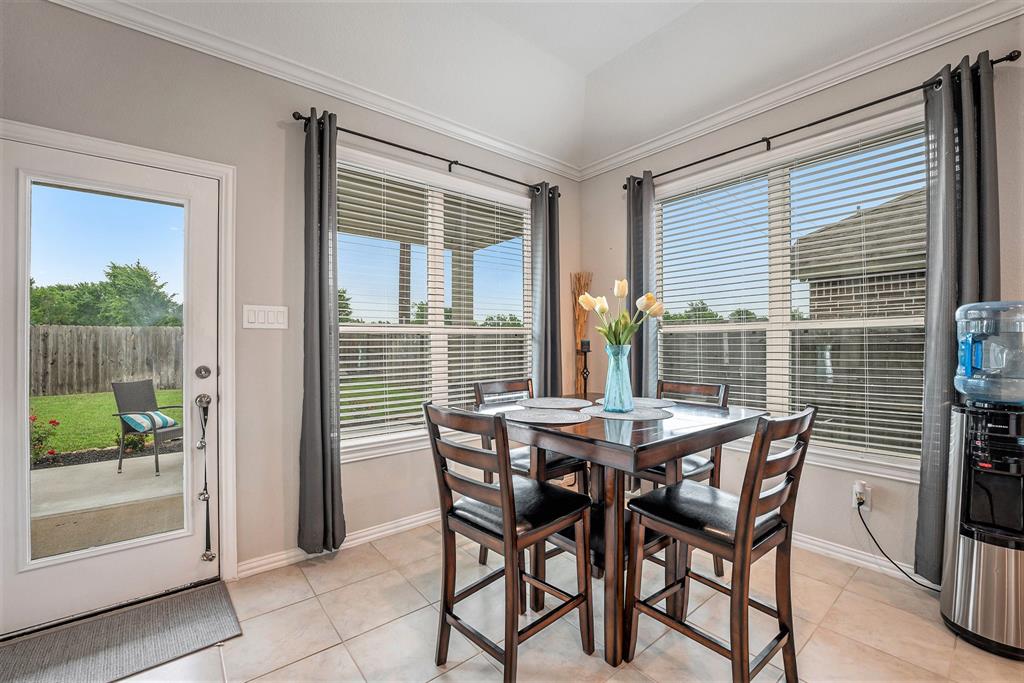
[337,288,362,323]
[790,308,808,321]
[30,262,181,326]
[411,301,453,325]
[728,308,767,322]
[662,300,723,324]
[482,313,523,327]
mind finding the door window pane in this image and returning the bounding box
[29,183,186,559]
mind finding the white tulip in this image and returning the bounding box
[636,293,656,312]
[594,296,609,315]
[613,279,628,298]
[578,292,597,311]
[648,301,665,318]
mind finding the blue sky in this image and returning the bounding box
[30,183,185,299]
[338,233,524,324]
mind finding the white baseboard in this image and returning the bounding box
[235,508,939,591]
[235,508,438,579]
[792,531,939,590]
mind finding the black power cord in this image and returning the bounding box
[856,499,939,593]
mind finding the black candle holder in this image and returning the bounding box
[578,339,591,396]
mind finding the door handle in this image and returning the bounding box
[194,393,216,562]
[195,393,211,450]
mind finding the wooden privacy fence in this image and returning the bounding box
[30,325,183,396]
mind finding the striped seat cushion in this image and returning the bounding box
[121,411,177,432]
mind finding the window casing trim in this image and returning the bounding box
[655,105,927,461]
[336,146,533,449]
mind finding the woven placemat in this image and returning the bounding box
[505,409,592,425]
[517,397,593,409]
[580,405,673,421]
[596,396,675,409]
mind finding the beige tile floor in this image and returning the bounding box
[130,523,1024,683]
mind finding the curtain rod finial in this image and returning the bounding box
[292,111,306,121]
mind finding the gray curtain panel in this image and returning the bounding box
[626,171,657,397]
[531,183,562,397]
[298,109,346,554]
[915,53,1001,584]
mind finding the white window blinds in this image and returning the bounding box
[337,164,532,441]
[657,125,927,457]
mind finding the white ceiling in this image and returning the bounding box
[59,1,1023,179]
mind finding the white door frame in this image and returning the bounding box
[0,119,239,582]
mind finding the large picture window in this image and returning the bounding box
[657,125,927,457]
[336,163,531,442]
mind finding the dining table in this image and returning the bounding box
[475,393,767,667]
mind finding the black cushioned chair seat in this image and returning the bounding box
[627,480,782,545]
[554,505,665,570]
[452,475,590,537]
[509,446,585,475]
[642,454,714,479]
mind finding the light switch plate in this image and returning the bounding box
[243,304,288,330]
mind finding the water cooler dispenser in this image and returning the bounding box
[941,301,1024,658]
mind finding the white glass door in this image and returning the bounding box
[0,139,220,635]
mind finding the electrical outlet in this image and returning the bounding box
[852,480,872,511]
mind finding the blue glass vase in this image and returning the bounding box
[603,344,634,413]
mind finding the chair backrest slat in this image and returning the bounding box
[657,380,728,407]
[444,470,503,507]
[733,406,817,549]
[437,439,499,473]
[755,480,793,516]
[761,443,805,480]
[474,378,533,405]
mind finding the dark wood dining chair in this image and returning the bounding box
[622,406,817,683]
[473,378,590,565]
[633,379,729,576]
[424,402,595,682]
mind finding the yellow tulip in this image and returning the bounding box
[613,279,628,298]
[636,293,656,312]
[594,296,609,315]
[578,292,597,311]
[648,301,665,318]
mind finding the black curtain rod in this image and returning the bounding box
[625,49,1020,189]
[291,111,543,193]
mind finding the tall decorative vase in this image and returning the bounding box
[604,344,634,413]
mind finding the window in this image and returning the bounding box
[657,125,927,457]
[336,163,531,442]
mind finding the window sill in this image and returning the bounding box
[340,428,478,465]
[722,438,921,484]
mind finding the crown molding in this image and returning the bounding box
[48,0,583,181]
[50,0,1022,185]
[577,0,1024,180]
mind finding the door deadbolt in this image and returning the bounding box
[195,365,212,379]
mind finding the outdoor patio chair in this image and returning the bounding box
[111,380,183,476]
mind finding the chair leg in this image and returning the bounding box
[478,471,493,565]
[678,542,692,619]
[713,554,726,578]
[574,510,595,655]
[518,551,527,615]
[623,512,645,663]
[435,525,457,666]
[709,448,726,578]
[152,429,160,476]
[729,554,752,683]
[117,433,125,474]
[530,540,546,611]
[775,539,799,682]
[502,548,521,682]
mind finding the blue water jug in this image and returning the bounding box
[955,301,1024,405]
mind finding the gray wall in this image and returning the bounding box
[579,17,1024,564]
[0,0,582,564]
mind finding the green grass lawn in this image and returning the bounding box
[29,389,184,453]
